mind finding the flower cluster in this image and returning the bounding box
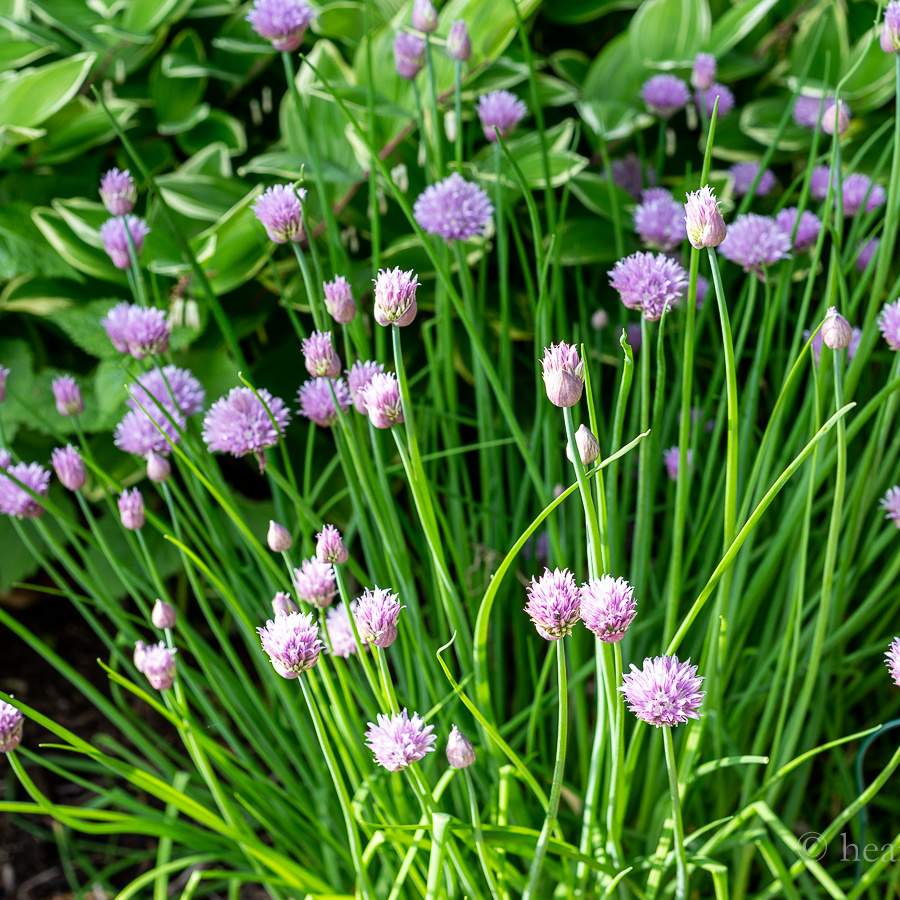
[608,252,688,320]
[0,462,50,519]
[413,173,493,242]
[258,612,322,677]
[540,342,584,407]
[134,641,177,690]
[246,0,317,52]
[718,214,791,274]
[202,387,291,466]
[293,558,337,609]
[103,302,169,358]
[620,656,705,727]
[355,587,404,648]
[633,188,684,251]
[525,567,581,641]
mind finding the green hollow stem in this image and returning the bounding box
[655,117,666,180]
[454,59,463,169]
[522,639,568,900]
[333,565,382,703]
[424,37,444,177]
[464,769,501,900]
[376,646,400,715]
[291,239,325,333]
[123,217,148,307]
[663,726,688,900]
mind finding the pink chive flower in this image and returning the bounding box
[100,216,149,269]
[881,1,900,53]
[147,453,170,483]
[641,74,690,118]
[0,366,8,403]
[118,488,145,531]
[842,174,885,218]
[541,342,584,407]
[355,586,404,648]
[879,300,900,351]
[620,655,705,727]
[297,377,352,427]
[691,53,716,91]
[202,387,291,464]
[325,603,358,658]
[0,451,10,470]
[525,567,581,641]
[886,637,900,685]
[293,557,336,609]
[366,709,436,772]
[246,0,317,52]
[316,524,348,564]
[347,360,385,413]
[373,267,418,327]
[684,185,727,249]
[128,365,205,417]
[664,446,693,480]
[414,173,493,242]
[608,252,688,321]
[0,700,24,753]
[51,445,85,492]
[252,185,306,243]
[302,331,341,378]
[774,207,822,254]
[272,591,298,616]
[809,165,834,199]
[446,20,471,62]
[102,302,169,359]
[446,725,476,768]
[360,372,403,429]
[730,162,776,198]
[718,213,791,274]
[610,152,656,200]
[856,238,879,272]
[0,462,50,519]
[258,611,322,678]
[99,168,136,216]
[476,90,528,142]
[52,374,84,416]
[579,576,637,643]
[394,32,425,81]
[412,0,437,33]
[115,409,183,459]
[696,83,735,118]
[138,642,177,690]
[881,486,900,527]
[323,276,357,324]
[633,188,684,251]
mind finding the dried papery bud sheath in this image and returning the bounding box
[118,488,145,531]
[566,424,600,467]
[316,524,348,564]
[100,216,150,270]
[268,520,293,553]
[52,375,84,416]
[446,20,471,61]
[141,642,178,690]
[51,445,86,492]
[100,168,137,216]
[691,53,716,91]
[0,462,50,519]
[246,0,317,52]
[152,599,177,629]
[881,1,900,53]
[360,372,404,429]
[0,366,8,403]
[684,186,726,250]
[619,655,705,727]
[272,591,299,616]
[579,576,637,643]
[821,307,853,350]
[355,586,404,648]
[821,99,850,136]
[302,331,342,378]
[886,637,900,686]
[412,0,437,33]
[446,725,476,768]
[373,267,418,327]
[0,700,24,753]
[252,184,307,243]
[525,567,581,641]
[541,342,584,408]
[323,276,357,324]
[258,611,322,677]
[366,709,436,771]
[393,32,425,81]
[146,451,171,483]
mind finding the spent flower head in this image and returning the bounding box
[99,168,136,216]
[355,586,404,648]
[413,173,493,242]
[641,74,690,118]
[541,342,584,407]
[51,445,85,492]
[684,185,727,249]
[476,90,527,142]
[297,377,352,427]
[293,557,337,609]
[252,184,307,243]
[525,567,581,641]
[608,251,688,321]
[579,576,637,642]
[373,267,418,327]
[258,612,322,677]
[0,462,50,519]
[246,0,316,51]
[100,216,150,269]
[366,709,436,772]
[620,655,705,727]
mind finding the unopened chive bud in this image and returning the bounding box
[821,307,853,350]
[152,599,177,629]
[268,520,293,553]
[446,725,476,768]
[566,424,600,467]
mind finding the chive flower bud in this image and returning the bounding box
[0,700,24,753]
[821,307,853,350]
[52,375,84,416]
[412,0,437,33]
[268,520,293,553]
[540,342,584,408]
[316,524,348,564]
[152,599,177,629]
[684,185,727,249]
[99,168,136,216]
[566,424,600,467]
[118,488,145,531]
[446,725,476,768]
[51,445,85,492]
[446,20,471,61]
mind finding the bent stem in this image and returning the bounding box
[663,725,688,900]
[522,639,568,900]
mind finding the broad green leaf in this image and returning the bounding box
[0,51,96,128]
[155,173,249,222]
[840,28,896,113]
[120,0,182,33]
[176,108,246,156]
[543,0,639,25]
[0,338,35,442]
[0,40,55,72]
[629,0,710,67]
[738,98,817,153]
[31,206,126,283]
[151,28,208,125]
[708,0,782,56]
[54,298,124,359]
[571,172,636,222]
[789,0,849,88]
[551,217,620,266]
[32,96,139,165]
[0,203,78,279]
[313,1,364,39]
[582,33,647,106]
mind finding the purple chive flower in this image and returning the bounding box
[152,599,177,629]
[684,185,727,249]
[100,216,150,269]
[297,377,352,427]
[856,238,879,272]
[366,709,436,772]
[620,655,705,727]
[882,1,900,53]
[633,188,684,251]
[360,372,403,429]
[718,214,791,274]
[579,576,637,643]
[347,360,385,413]
[139,642,177,689]
[821,307,853,350]
[394,32,425,81]
[202,387,291,464]
[302,331,341,378]
[774,207,822,253]
[268,520,293,552]
[0,451,10,471]
[887,638,900,688]
[115,409,183,459]
[692,53,716,91]
[293,557,337,609]
[0,462,50,519]
[412,0,437,33]
[355,586,404,648]
[879,300,900,351]
[809,165,833,200]
[842,174,885,218]
[246,0,317,52]
[413,173,493,242]
[446,725,476,768]
[664,446,693,481]
[608,252,688,321]
[730,162,776,198]
[317,524,348,564]
[258,611,322,677]
[52,374,83,416]
[272,591,299,616]
[51,445,85,492]
[373,267,418,327]
[476,90,528,142]
[792,96,848,131]
[446,20,471,62]
[0,366,8,403]
[128,366,205,418]
[696,83,735,118]
[99,168,136,216]
[641,74,690,118]
[610,153,656,201]
[323,276,357,324]
[525,567,581,641]
[252,184,307,243]
[881,486,900,527]
[541,342,584,407]
[0,700,24,753]
[118,488,145,531]
[325,603,358,658]
[102,302,170,359]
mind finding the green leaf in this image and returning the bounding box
[175,108,247,156]
[551,217,620,266]
[543,0,639,25]
[0,513,40,593]
[54,298,123,359]
[32,96,139,165]
[840,28,896,113]
[708,0,782,56]
[582,33,647,106]
[570,172,636,221]
[151,28,208,126]
[155,173,249,222]
[31,206,126,284]
[629,0,711,67]
[0,40,55,72]
[120,0,182,33]
[0,202,79,280]
[0,338,35,441]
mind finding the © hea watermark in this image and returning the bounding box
[798,832,899,863]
